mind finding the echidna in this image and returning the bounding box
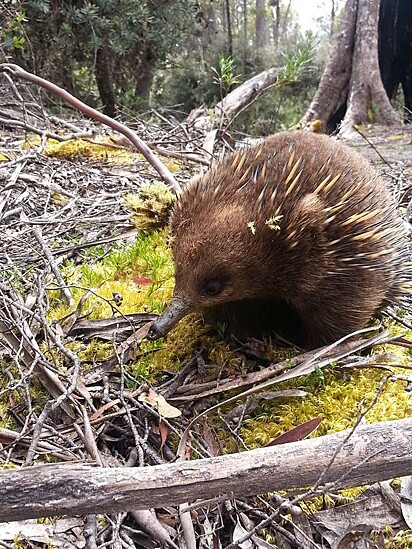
[147,131,412,348]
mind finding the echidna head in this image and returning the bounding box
[147,202,277,340]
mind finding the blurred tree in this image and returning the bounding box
[7,0,197,116]
[224,0,234,58]
[255,0,268,49]
[271,0,280,45]
[378,0,412,122]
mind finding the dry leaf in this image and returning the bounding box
[139,388,182,418]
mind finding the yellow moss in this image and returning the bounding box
[384,528,412,548]
[241,361,412,448]
[302,487,366,514]
[23,135,180,170]
[133,314,243,382]
[123,182,175,232]
[49,231,174,319]
[44,231,176,382]
[142,314,207,372]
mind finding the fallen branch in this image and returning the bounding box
[0,63,181,193]
[1,418,412,522]
[187,67,280,130]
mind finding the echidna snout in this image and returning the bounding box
[148,131,412,348]
[148,296,194,339]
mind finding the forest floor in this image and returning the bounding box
[0,87,412,549]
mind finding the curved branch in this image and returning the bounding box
[0,63,181,194]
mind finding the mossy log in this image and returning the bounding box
[1,418,412,522]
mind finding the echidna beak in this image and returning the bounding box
[147,296,194,340]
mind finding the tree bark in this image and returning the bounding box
[255,0,268,50]
[0,418,412,522]
[341,0,399,134]
[299,0,358,129]
[95,47,117,118]
[299,0,400,134]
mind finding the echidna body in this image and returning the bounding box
[148,131,412,348]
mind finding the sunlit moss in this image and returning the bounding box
[23,135,180,171]
[383,527,412,548]
[124,182,175,232]
[301,487,366,514]
[241,358,412,449]
[48,232,174,322]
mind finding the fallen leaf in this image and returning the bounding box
[266,417,323,446]
[133,276,153,286]
[139,389,181,418]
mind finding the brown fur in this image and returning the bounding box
[150,131,412,348]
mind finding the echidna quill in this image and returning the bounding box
[147,131,412,348]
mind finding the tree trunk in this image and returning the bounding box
[255,0,268,50]
[272,0,280,45]
[200,1,218,58]
[225,0,234,58]
[133,46,156,110]
[299,0,400,134]
[379,0,412,123]
[299,0,357,130]
[243,0,248,73]
[95,47,117,118]
[341,0,399,134]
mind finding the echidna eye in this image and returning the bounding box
[202,278,224,297]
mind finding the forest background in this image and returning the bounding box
[1,0,358,134]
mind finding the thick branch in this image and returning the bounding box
[188,68,279,130]
[0,63,181,193]
[1,418,412,522]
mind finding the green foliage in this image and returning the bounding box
[276,32,316,88]
[1,8,26,51]
[8,0,198,109]
[211,54,241,97]
[231,37,318,134]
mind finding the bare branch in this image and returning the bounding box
[0,63,181,193]
[1,418,412,522]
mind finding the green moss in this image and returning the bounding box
[241,361,412,448]
[123,182,175,232]
[49,231,174,320]
[383,527,412,548]
[23,135,182,172]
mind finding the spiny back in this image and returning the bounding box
[155,131,412,347]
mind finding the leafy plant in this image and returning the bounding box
[1,9,27,51]
[211,54,241,97]
[276,32,316,88]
